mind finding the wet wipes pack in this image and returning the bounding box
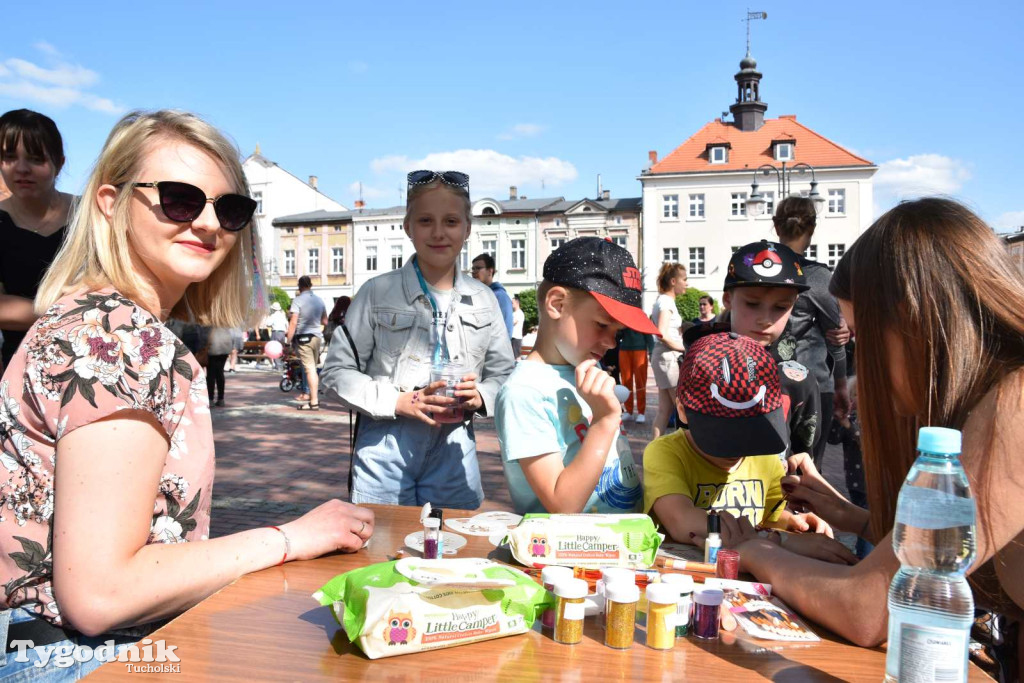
[314,558,552,659]
[506,513,663,569]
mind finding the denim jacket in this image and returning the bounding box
[320,259,516,420]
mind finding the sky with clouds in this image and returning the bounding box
[2,1,1021,230]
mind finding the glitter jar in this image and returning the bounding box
[693,588,724,640]
[645,583,678,650]
[659,574,694,637]
[541,566,574,630]
[603,582,638,649]
[597,567,635,627]
[554,578,588,645]
[422,517,440,560]
[716,549,740,580]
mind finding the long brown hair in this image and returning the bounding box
[830,197,1024,542]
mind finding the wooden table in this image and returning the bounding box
[87,505,990,682]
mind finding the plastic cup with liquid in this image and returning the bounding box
[430,362,465,424]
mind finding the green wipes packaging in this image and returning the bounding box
[506,513,663,569]
[314,558,552,659]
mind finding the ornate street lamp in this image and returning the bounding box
[746,162,826,217]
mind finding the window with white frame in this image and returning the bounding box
[554,218,562,227]
[284,250,295,276]
[550,237,566,251]
[310,227,317,234]
[663,194,679,219]
[828,243,845,269]
[804,244,818,260]
[710,146,728,164]
[391,244,403,270]
[611,235,627,248]
[731,192,748,217]
[763,190,776,216]
[828,188,846,215]
[774,142,794,162]
[253,191,263,214]
[688,193,705,218]
[663,248,679,263]
[334,225,342,233]
[460,243,470,271]
[510,238,526,270]
[688,247,705,276]
[482,238,497,261]
[307,248,319,275]
[285,228,294,234]
[331,247,344,274]
[366,244,377,271]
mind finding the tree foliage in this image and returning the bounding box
[675,288,719,322]
[516,289,539,332]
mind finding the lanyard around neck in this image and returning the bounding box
[412,256,457,366]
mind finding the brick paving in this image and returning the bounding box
[209,364,854,548]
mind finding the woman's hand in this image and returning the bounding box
[782,453,857,527]
[395,380,456,426]
[786,510,834,538]
[454,372,483,413]
[719,512,857,566]
[281,500,375,561]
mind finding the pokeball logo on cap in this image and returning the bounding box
[751,248,783,277]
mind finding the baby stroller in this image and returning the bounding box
[279,351,305,392]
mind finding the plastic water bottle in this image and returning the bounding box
[885,427,976,682]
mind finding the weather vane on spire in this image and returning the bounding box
[745,9,767,55]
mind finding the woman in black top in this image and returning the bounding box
[0,109,73,367]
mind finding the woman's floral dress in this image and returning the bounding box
[0,289,212,626]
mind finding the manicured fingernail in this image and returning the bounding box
[689,532,696,539]
[781,483,795,493]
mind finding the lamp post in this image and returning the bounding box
[745,162,826,218]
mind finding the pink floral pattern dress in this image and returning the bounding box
[0,289,213,626]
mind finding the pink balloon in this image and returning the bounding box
[264,340,283,359]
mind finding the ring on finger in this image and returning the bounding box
[359,520,367,535]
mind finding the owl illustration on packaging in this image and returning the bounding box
[530,534,548,557]
[383,611,416,646]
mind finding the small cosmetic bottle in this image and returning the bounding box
[659,573,694,637]
[704,511,722,564]
[429,508,444,556]
[541,566,574,630]
[693,588,725,640]
[423,517,440,560]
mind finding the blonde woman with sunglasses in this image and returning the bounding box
[0,110,373,678]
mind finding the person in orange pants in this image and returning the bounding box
[618,328,654,423]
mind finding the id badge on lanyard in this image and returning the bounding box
[413,256,457,367]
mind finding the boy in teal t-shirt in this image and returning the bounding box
[495,238,662,515]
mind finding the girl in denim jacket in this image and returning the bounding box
[321,172,516,509]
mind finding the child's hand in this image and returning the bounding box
[575,359,620,422]
[395,381,456,426]
[454,373,483,413]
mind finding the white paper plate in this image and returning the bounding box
[404,531,467,555]
[445,517,509,536]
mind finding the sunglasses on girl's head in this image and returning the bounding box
[128,181,257,232]
[406,170,470,191]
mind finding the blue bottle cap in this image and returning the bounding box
[916,427,962,455]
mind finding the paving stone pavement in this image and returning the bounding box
[209,364,855,549]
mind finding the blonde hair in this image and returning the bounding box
[36,110,263,327]
[405,179,472,225]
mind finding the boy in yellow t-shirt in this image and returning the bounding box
[644,332,856,564]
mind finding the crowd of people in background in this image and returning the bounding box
[1,106,1021,680]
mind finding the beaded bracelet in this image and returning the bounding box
[269,525,291,566]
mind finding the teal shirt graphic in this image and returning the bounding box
[495,361,642,514]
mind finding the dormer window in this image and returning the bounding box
[773,140,795,162]
[709,145,729,164]
[482,207,496,215]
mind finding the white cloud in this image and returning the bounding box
[348,60,369,75]
[0,46,123,115]
[497,123,546,140]
[994,210,1024,232]
[873,154,971,216]
[370,149,577,196]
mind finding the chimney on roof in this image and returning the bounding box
[601,189,610,200]
[309,175,318,190]
[649,150,658,165]
[509,186,518,200]
[354,200,365,209]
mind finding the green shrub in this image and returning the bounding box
[675,288,719,321]
[516,288,538,331]
[269,286,292,312]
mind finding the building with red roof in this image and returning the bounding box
[639,53,876,301]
